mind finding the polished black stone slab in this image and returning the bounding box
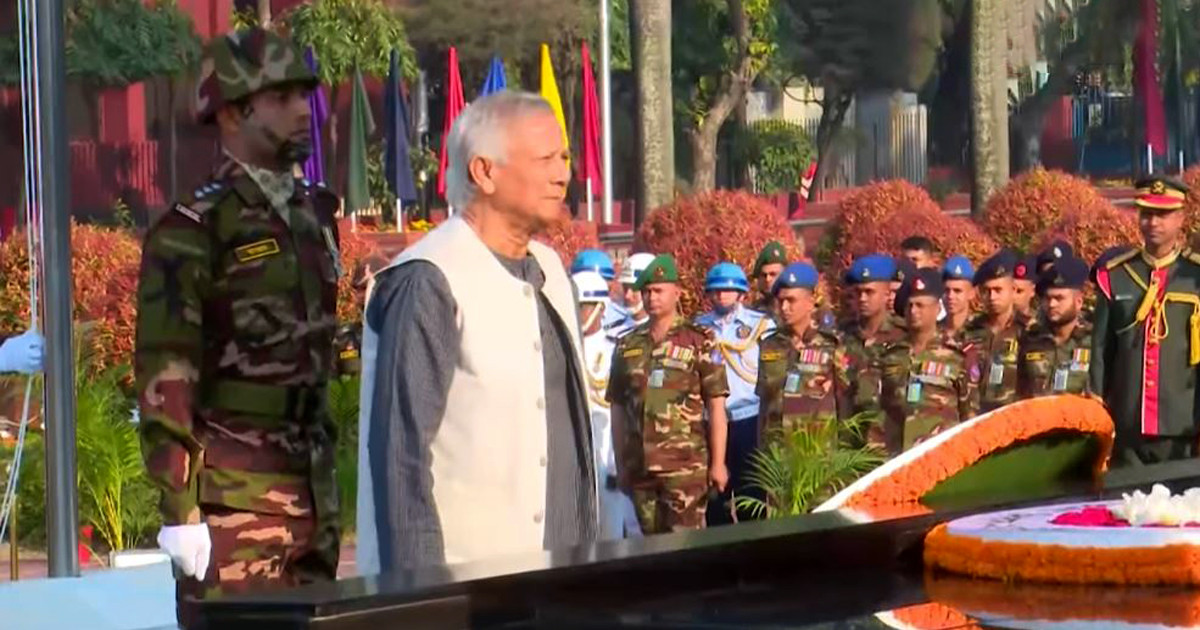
[196,460,1200,630]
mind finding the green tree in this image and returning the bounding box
[284,0,417,182]
[673,0,777,193]
[65,0,201,138]
[774,0,942,197]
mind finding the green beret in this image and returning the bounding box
[753,240,789,277]
[633,254,679,290]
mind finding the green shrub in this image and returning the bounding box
[736,415,884,519]
[329,376,360,535]
[737,119,816,195]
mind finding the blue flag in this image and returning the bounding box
[479,55,507,98]
[384,49,418,204]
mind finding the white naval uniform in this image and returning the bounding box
[582,323,642,539]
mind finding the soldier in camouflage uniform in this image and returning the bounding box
[749,241,789,319]
[134,27,340,624]
[963,249,1030,412]
[1013,253,1039,321]
[1017,256,1093,398]
[940,255,975,339]
[880,269,981,455]
[607,255,731,533]
[758,262,851,438]
[839,255,904,437]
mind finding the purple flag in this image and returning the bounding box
[303,47,329,185]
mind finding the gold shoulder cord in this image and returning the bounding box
[1119,262,1200,365]
[717,318,771,384]
[586,350,611,408]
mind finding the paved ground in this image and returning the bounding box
[0,543,360,582]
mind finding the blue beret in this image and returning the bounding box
[772,262,819,294]
[973,249,1019,286]
[1037,256,1088,294]
[943,255,975,282]
[845,254,896,285]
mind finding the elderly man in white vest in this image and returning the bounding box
[355,91,598,575]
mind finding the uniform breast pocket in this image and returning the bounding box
[219,235,300,346]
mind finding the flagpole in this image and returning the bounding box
[599,0,614,225]
[586,177,594,221]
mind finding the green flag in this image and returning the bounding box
[346,68,375,217]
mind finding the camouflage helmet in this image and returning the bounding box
[194,27,317,124]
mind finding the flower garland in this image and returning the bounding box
[924,522,1200,585]
[925,572,1200,626]
[882,603,979,630]
[825,395,1113,512]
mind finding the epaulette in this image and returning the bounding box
[165,181,231,225]
[1184,248,1200,266]
[816,327,842,343]
[1105,248,1140,270]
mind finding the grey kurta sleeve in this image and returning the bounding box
[366,261,460,572]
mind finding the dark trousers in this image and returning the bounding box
[707,416,762,526]
[1112,434,1197,468]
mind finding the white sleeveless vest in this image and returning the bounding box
[355,216,588,575]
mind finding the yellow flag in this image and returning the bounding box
[539,43,570,156]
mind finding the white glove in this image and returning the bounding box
[0,330,44,374]
[157,523,212,581]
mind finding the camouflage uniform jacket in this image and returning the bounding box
[840,316,906,419]
[879,331,981,455]
[135,157,342,526]
[756,325,850,435]
[963,312,1031,412]
[1017,319,1093,399]
[606,316,730,484]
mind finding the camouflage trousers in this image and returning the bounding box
[175,505,339,629]
[632,471,708,534]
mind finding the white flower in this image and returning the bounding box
[1112,485,1200,527]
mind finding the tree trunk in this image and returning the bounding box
[810,87,852,200]
[686,0,755,194]
[629,0,674,224]
[969,0,1004,219]
[168,77,178,202]
[687,129,719,193]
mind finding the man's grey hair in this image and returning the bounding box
[445,90,555,211]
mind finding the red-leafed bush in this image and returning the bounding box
[0,223,141,373]
[634,190,803,316]
[822,180,996,280]
[1178,166,1200,237]
[534,217,602,271]
[983,168,1114,252]
[1034,205,1139,266]
[336,219,377,324]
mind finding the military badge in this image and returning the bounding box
[172,203,202,223]
[736,324,751,339]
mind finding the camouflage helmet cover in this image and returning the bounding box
[194,27,317,124]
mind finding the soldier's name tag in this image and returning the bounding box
[339,349,359,360]
[906,379,923,403]
[761,351,783,361]
[988,361,1005,386]
[622,348,644,358]
[648,369,665,388]
[1024,351,1046,362]
[785,372,801,393]
[1114,293,1134,301]
[234,238,281,263]
[172,202,202,223]
[1053,368,1069,392]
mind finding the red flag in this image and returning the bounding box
[1134,0,1166,157]
[437,46,466,200]
[577,42,603,199]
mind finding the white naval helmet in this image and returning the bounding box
[572,271,611,304]
[619,252,657,286]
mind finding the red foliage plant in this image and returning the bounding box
[983,168,1115,252]
[824,180,997,298]
[0,222,141,374]
[1179,165,1200,238]
[1034,204,1139,267]
[633,190,804,317]
[336,219,378,324]
[533,216,602,270]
